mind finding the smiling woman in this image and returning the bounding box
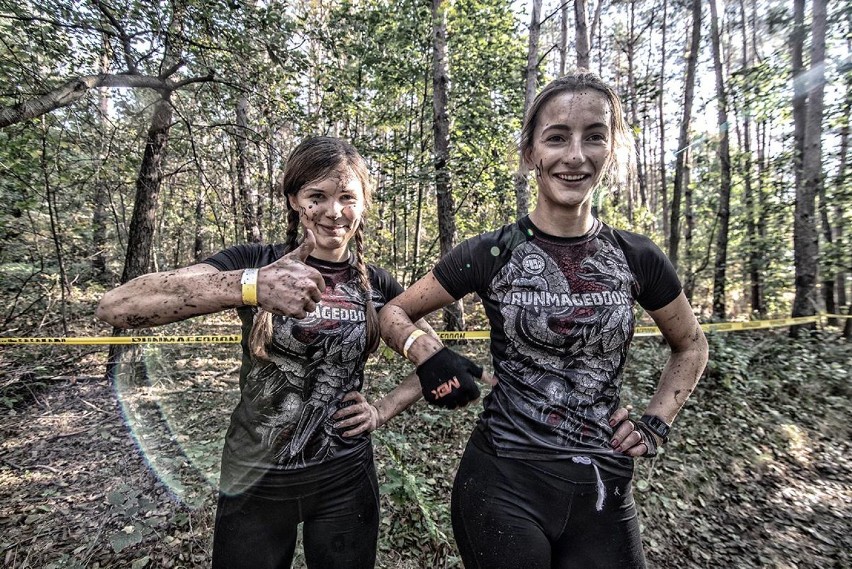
[95,136,436,569]
[378,70,709,569]
[287,166,366,263]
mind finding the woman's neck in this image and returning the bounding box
[528,206,595,238]
[310,246,349,263]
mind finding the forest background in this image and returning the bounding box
[0,0,850,568]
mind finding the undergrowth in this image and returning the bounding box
[1,297,850,567]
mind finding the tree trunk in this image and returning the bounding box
[91,35,110,281]
[560,1,568,75]
[833,75,850,310]
[669,0,701,271]
[791,0,827,333]
[513,0,541,219]
[432,0,464,331]
[120,97,173,283]
[738,0,762,317]
[709,0,732,320]
[574,0,591,70]
[236,97,261,243]
[193,190,205,263]
[657,0,669,244]
[626,2,643,225]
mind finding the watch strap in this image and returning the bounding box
[639,414,670,443]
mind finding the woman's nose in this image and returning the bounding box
[327,200,345,219]
[563,139,585,164]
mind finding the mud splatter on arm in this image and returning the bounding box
[641,292,709,424]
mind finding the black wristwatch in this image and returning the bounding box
[639,414,671,443]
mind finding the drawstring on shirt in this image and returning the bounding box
[571,455,606,512]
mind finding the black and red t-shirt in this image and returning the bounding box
[433,216,681,473]
[203,244,402,489]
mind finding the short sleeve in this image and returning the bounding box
[610,230,681,311]
[433,223,528,300]
[202,243,277,272]
[368,265,404,309]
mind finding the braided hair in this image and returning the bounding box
[248,137,380,360]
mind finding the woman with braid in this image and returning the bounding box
[96,136,441,569]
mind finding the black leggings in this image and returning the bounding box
[212,456,380,569]
[451,436,646,569]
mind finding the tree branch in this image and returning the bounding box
[0,72,215,129]
[90,0,138,73]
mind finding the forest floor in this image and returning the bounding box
[1,311,850,568]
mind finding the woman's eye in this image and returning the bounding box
[587,134,607,142]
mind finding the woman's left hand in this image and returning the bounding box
[333,391,382,437]
[608,407,654,457]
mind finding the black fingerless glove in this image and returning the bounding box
[634,421,659,458]
[416,347,482,409]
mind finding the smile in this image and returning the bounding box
[317,223,350,233]
[554,173,588,182]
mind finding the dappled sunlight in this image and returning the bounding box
[778,423,812,467]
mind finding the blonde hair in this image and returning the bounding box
[249,137,380,360]
[520,70,636,190]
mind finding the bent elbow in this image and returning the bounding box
[95,293,124,328]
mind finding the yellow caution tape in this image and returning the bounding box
[437,331,491,340]
[0,314,845,346]
[0,335,241,345]
[635,315,822,337]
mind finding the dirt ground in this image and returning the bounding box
[1,335,850,568]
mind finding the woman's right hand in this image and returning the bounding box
[416,347,482,409]
[258,229,325,318]
[609,407,652,457]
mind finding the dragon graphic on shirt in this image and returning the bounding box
[242,279,370,469]
[492,238,635,448]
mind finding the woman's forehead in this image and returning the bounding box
[538,90,612,127]
[302,167,364,194]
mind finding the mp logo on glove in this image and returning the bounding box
[416,347,482,409]
[432,376,461,399]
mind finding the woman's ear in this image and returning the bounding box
[287,193,299,213]
[522,147,534,172]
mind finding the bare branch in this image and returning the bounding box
[159,58,186,79]
[90,0,138,73]
[0,71,215,129]
[170,70,215,90]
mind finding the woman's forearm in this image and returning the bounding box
[373,373,422,426]
[643,345,707,424]
[96,266,241,328]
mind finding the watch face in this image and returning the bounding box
[641,415,670,438]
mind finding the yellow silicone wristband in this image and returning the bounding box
[241,268,259,306]
[402,329,427,360]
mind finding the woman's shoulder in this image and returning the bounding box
[600,224,665,254]
[459,219,532,254]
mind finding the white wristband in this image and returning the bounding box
[402,329,427,360]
